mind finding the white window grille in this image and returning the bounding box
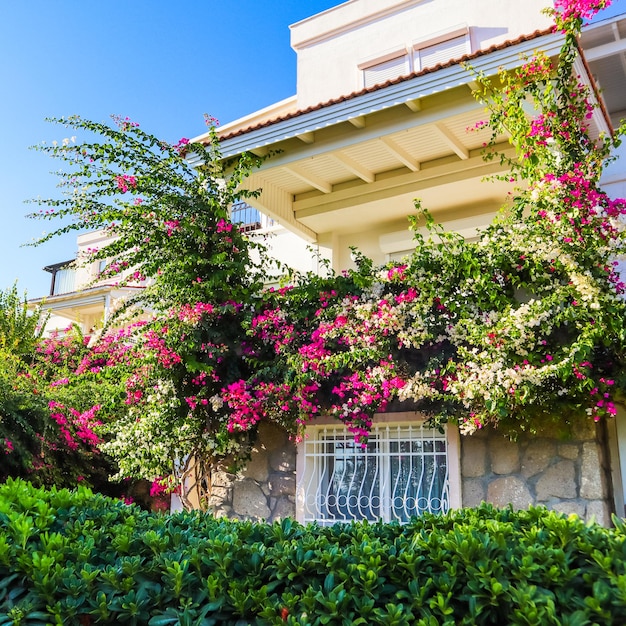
[298,423,449,524]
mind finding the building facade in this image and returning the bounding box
[190,0,626,526]
[29,230,146,336]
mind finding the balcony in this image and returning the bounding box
[43,261,76,296]
[230,201,274,232]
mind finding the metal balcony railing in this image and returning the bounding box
[230,201,273,231]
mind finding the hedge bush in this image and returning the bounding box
[1,479,625,625]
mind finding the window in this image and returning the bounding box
[363,54,409,89]
[51,267,76,295]
[297,421,451,524]
[360,29,470,90]
[413,34,469,72]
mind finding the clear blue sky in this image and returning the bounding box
[0,0,339,298]
[1,1,624,298]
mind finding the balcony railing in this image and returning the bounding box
[230,201,273,231]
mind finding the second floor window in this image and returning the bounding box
[413,34,469,71]
[363,54,410,89]
[361,29,470,90]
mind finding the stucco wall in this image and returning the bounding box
[291,0,553,108]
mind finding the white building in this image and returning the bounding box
[186,0,626,525]
[29,230,146,336]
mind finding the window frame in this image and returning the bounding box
[412,28,470,72]
[295,412,461,524]
[360,50,410,89]
[358,27,471,90]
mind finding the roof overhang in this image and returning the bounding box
[192,29,613,255]
[29,285,143,322]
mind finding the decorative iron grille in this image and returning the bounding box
[299,423,449,524]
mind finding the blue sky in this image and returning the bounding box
[0,0,339,297]
[1,0,625,298]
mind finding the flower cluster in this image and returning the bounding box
[552,0,612,27]
[115,174,137,193]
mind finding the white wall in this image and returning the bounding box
[291,0,553,108]
[602,141,626,199]
[251,226,330,281]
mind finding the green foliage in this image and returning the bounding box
[0,321,124,493]
[0,286,114,489]
[26,117,283,504]
[28,116,270,314]
[1,480,626,625]
[0,284,46,357]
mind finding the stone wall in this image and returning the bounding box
[460,417,614,526]
[206,422,296,522]
[201,416,615,527]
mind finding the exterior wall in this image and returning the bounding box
[33,229,150,336]
[204,414,615,528]
[206,422,296,522]
[74,231,107,290]
[290,0,553,108]
[251,226,330,279]
[601,141,626,200]
[319,208,499,271]
[461,417,614,526]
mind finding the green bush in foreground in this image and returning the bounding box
[1,479,625,625]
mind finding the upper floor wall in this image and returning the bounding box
[290,0,553,108]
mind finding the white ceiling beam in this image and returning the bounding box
[379,136,420,171]
[297,131,315,144]
[331,152,375,183]
[241,98,483,172]
[285,165,333,193]
[584,36,626,61]
[611,22,626,77]
[405,99,421,112]
[433,122,469,160]
[293,145,515,215]
[349,115,366,128]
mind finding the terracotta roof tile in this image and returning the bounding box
[216,28,555,143]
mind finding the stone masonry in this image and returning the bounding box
[461,416,614,526]
[206,421,296,522]
[202,414,614,527]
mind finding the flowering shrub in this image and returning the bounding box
[29,115,270,312]
[221,0,626,439]
[26,0,626,507]
[0,320,121,491]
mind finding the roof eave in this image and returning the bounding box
[213,30,564,160]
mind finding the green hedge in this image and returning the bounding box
[1,479,625,625]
